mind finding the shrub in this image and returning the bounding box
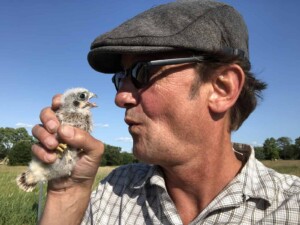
[8,140,32,166]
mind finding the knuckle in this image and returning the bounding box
[52,94,62,109]
[76,129,88,144]
[85,135,105,154]
[52,94,62,102]
[32,125,58,149]
[39,107,59,133]
[31,144,43,159]
[74,129,100,149]
[94,138,104,150]
[89,139,105,160]
[44,136,58,149]
[40,107,57,126]
[32,143,56,163]
[31,124,44,138]
[39,107,51,120]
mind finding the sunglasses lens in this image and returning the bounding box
[132,63,149,88]
[113,63,150,91]
[112,72,125,90]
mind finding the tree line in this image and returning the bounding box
[254,136,300,160]
[1,127,299,165]
[0,127,137,166]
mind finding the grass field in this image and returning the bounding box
[0,161,299,225]
[261,160,300,177]
[0,165,115,225]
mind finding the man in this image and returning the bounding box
[33,0,300,224]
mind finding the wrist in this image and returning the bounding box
[39,185,92,225]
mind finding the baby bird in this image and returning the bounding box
[16,87,97,192]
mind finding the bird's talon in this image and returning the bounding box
[56,143,67,153]
[57,153,63,158]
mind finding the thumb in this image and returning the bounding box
[58,125,104,160]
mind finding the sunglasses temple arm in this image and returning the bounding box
[147,56,206,67]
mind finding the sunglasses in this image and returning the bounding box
[112,56,207,91]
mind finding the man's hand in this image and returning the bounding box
[32,94,104,224]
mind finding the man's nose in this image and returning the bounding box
[114,77,138,108]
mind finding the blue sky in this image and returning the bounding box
[1,0,299,152]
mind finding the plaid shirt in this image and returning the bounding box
[82,143,300,224]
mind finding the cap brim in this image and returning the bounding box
[88,45,181,74]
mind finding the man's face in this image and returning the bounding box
[114,53,213,166]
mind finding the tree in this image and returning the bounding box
[0,143,7,160]
[8,140,33,165]
[0,127,32,145]
[277,137,292,159]
[101,144,122,166]
[254,146,265,160]
[100,144,137,166]
[0,127,34,159]
[289,137,300,160]
[263,138,280,160]
[120,152,138,165]
[295,137,300,148]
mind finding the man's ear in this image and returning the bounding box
[208,64,245,113]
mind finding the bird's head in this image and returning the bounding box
[61,88,97,114]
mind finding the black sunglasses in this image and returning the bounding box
[112,56,207,91]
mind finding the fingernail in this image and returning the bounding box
[45,136,58,149]
[47,120,58,132]
[60,125,74,138]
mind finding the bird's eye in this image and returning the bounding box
[79,92,87,100]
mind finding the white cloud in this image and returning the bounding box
[94,123,109,128]
[116,137,133,143]
[15,123,33,128]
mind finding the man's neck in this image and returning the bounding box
[161,144,243,225]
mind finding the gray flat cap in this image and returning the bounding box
[88,0,249,73]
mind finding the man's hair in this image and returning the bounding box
[195,51,267,131]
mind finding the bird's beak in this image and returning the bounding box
[87,92,98,108]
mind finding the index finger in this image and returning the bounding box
[39,94,62,134]
[51,94,62,111]
[39,107,60,134]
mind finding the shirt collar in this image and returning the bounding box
[130,164,167,190]
[130,143,276,206]
[233,143,275,205]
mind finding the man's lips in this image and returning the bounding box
[124,118,140,127]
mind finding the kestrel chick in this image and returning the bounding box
[16,87,97,192]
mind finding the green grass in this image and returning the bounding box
[0,165,115,225]
[0,161,299,224]
[261,160,300,177]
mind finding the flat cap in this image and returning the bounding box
[88,0,249,73]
